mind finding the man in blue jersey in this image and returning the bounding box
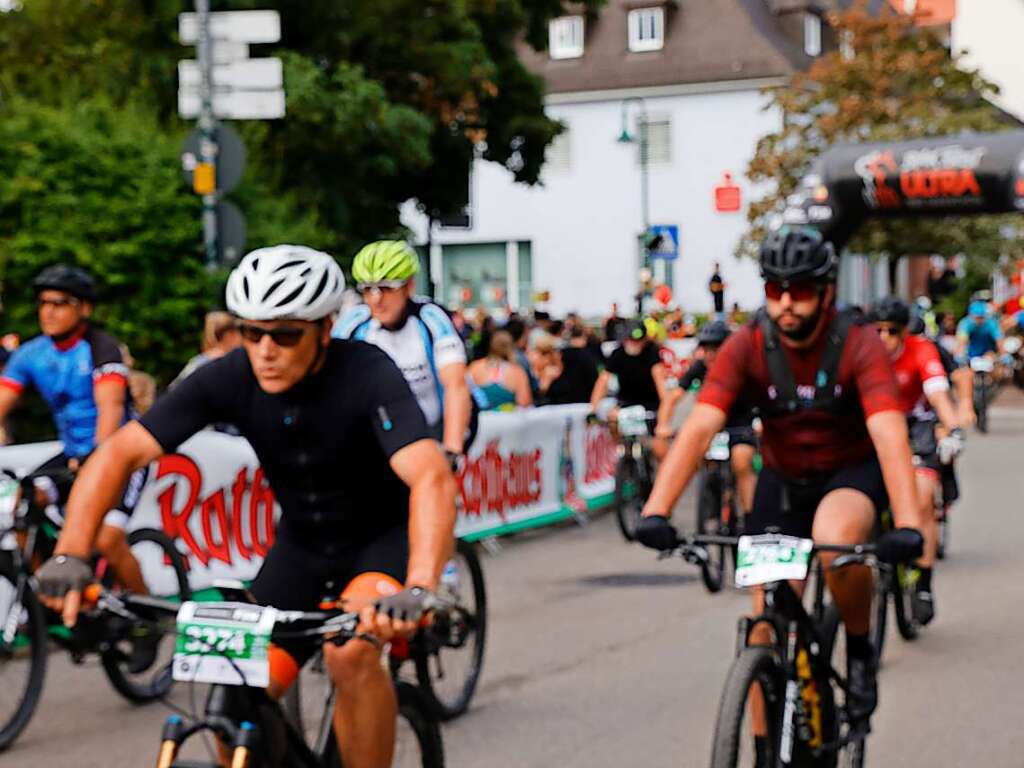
[333,241,473,464]
[0,266,149,611]
[956,300,1002,361]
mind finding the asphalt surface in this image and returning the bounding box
[8,394,1024,767]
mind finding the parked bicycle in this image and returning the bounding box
[0,467,190,751]
[657,528,922,767]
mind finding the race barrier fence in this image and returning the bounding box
[0,404,618,590]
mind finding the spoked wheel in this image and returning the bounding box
[613,448,645,542]
[321,682,444,768]
[415,539,487,720]
[891,565,920,642]
[100,528,191,703]
[695,469,726,594]
[0,565,47,752]
[710,646,785,768]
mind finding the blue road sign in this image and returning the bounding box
[647,225,679,260]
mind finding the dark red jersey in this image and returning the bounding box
[697,311,900,480]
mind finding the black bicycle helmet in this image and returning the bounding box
[760,225,838,285]
[869,296,911,327]
[620,318,647,342]
[32,264,97,302]
[907,315,926,336]
[697,320,731,346]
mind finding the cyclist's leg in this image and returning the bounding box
[324,524,409,768]
[94,465,150,594]
[913,468,939,568]
[730,443,757,514]
[812,489,875,634]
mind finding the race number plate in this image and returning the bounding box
[705,432,730,461]
[970,357,994,373]
[0,477,19,533]
[735,535,813,587]
[173,601,277,688]
[618,405,649,437]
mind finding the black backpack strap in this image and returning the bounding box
[811,309,859,409]
[759,309,800,414]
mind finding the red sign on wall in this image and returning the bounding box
[714,172,742,212]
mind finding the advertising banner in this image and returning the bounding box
[782,130,1024,247]
[0,406,618,588]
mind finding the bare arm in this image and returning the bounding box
[865,410,920,530]
[55,422,163,558]
[511,366,533,407]
[651,362,669,402]
[389,439,458,590]
[952,367,975,427]
[438,362,471,454]
[0,386,20,425]
[925,388,959,431]
[93,379,127,444]
[589,371,611,411]
[642,403,727,517]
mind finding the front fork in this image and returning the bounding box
[155,715,260,768]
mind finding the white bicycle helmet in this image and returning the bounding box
[226,245,345,321]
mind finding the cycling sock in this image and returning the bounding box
[918,567,932,591]
[846,632,872,660]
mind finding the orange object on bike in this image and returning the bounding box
[268,645,300,692]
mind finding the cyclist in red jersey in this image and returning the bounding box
[870,296,964,625]
[635,226,923,750]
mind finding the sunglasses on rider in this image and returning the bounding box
[357,280,408,295]
[36,297,80,310]
[764,280,820,302]
[875,324,903,337]
[236,323,309,347]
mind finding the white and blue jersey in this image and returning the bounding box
[333,298,466,429]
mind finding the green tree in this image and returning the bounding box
[742,1,1022,309]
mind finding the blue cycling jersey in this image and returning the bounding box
[956,316,1001,359]
[0,326,129,457]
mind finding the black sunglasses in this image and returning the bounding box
[237,323,309,347]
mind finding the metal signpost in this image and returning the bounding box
[178,6,283,265]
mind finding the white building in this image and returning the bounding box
[951,0,1024,122]
[403,0,841,318]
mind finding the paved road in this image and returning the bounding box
[9,397,1024,767]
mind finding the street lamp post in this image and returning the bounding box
[618,97,651,315]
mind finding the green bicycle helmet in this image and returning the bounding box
[351,240,420,284]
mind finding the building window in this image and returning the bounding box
[804,12,822,57]
[549,16,584,60]
[628,8,665,53]
[840,29,854,60]
[637,118,672,165]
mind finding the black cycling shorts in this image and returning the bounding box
[727,425,758,448]
[250,523,408,666]
[745,457,889,540]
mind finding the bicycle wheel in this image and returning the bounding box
[710,647,784,768]
[322,682,444,768]
[974,377,988,433]
[101,527,191,703]
[936,508,949,561]
[613,450,643,541]
[695,470,726,594]
[0,566,47,752]
[891,565,920,641]
[415,539,487,720]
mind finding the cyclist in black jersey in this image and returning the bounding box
[36,245,458,768]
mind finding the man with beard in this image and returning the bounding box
[635,226,923,759]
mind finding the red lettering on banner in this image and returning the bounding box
[231,468,251,562]
[249,467,276,558]
[456,440,542,519]
[900,169,981,199]
[200,491,232,565]
[153,455,277,568]
[156,455,208,566]
[584,424,618,484]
